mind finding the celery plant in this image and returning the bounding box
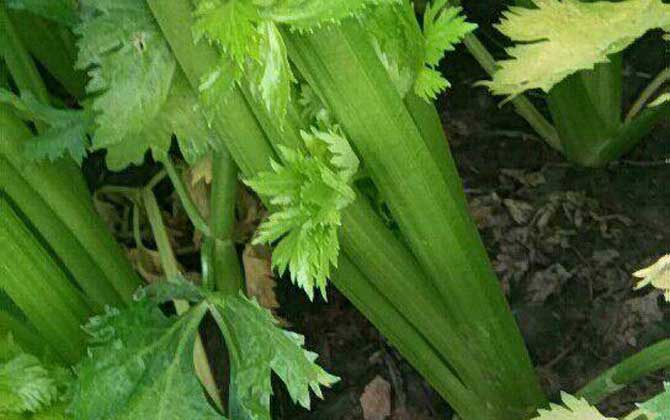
[472,0,670,166]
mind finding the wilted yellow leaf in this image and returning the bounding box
[633,254,670,301]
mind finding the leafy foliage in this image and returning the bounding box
[70,302,223,419]
[210,293,338,419]
[638,383,670,419]
[368,1,475,100]
[633,254,670,301]
[0,335,71,416]
[193,0,394,121]
[76,0,217,170]
[530,392,615,419]
[245,129,358,300]
[0,89,92,164]
[485,0,670,98]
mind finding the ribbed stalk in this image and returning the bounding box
[578,339,670,404]
[9,10,85,98]
[0,310,46,356]
[0,195,89,363]
[146,2,496,415]
[209,150,244,295]
[0,5,49,102]
[0,109,141,304]
[285,21,544,418]
[0,155,124,310]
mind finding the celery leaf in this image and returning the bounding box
[0,334,70,415]
[244,130,357,300]
[193,0,394,122]
[415,1,475,100]
[531,392,614,419]
[0,89,92,165]
[368,1,475,100]
[485,0,670,98]
[210,293,338,419]
[75,0,175,152]
[633,254,670,301]
[638,383,670,419]
[104,72,219,171]
[70,302,223,419]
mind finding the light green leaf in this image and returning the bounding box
[250,21,294,120]
[415,1,474,100]
[531,392,615,419]
[210,293,338,419]
[76,0,176,149]
[0,335,70,415]
[485,0,670,98]
[6,0,79,26]
[103,69,219,170]
[0,89,92,165]
[193,0,260,69]
[367,1,474,100]
[649,92,670,108]
[638,383,670,419]
[414,67,449,101]
[70,302,224,419]
[244,134,357,300]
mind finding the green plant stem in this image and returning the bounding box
[0,310,47,355]
[141,186,224,412]
[146,1,482,411]
[164,156,211,237]
[9,10,86,98]
[577,339,670,404]
[0,110,130,309]
[285,21,545,419]
[625,67,670,123]
[0,195,89,363]
[0,4,49,103]
[580,56,623,132]
[331,259,479,419]
[209,150,244,296]
[458,33,562,151]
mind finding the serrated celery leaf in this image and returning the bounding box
[367,1,474,100]
[531,392,614,419]
[0,335,70,415]
[104,71,218,170]
[248,22,293,120]
[6,0,78,26]
[210,294,338,419]
[70,302,223,419]
[638,383,670,418]
[245,138,356,300]
[0,89,92,164]
[76,0,176,149]
[486,0,670,98]
[193,0,394,122]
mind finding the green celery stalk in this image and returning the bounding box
[145,3,501,415]
[209,150,245,295]
[0,155,124,310]
[9,10,86,98]
[284,21,545,418]
[0,109,141,304]
[0,195,89,363]
[0,310,47,356]
[578,339,670,404]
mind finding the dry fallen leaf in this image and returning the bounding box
[633,254,670,301]
[527,263,572,304]
[360,376,392,420]
[190,155,213,185]
[242,244,283,322]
